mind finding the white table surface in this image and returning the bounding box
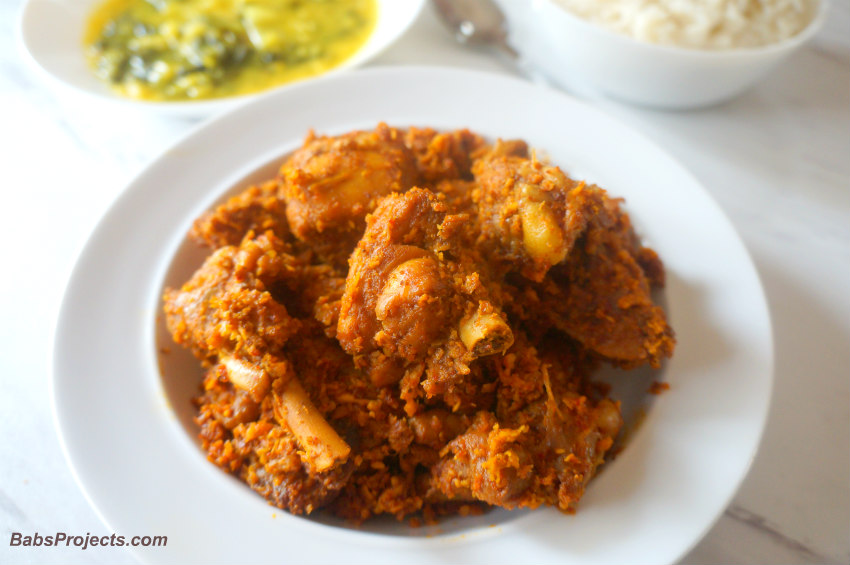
[1,2,848,564]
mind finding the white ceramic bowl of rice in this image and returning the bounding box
[495,0,828,109]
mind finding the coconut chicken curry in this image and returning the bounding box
[163,124,675,522]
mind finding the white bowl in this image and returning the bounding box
[17,0,424,117]
[495,0,828,109]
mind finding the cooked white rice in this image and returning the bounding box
[552,0,819,49]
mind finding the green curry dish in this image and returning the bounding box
[240,0,369,64]
[89,12,248,98]
[85,0,377,101]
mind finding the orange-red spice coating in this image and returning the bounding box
[163,124,675,523]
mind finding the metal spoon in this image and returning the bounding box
[431,0,549,84]
[432,0,518,57]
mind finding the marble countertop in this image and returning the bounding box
[1,1,847,564]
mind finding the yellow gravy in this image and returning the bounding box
[85,0,377,101]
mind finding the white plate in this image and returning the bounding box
[52,67,773,564]
[18,0,424,117]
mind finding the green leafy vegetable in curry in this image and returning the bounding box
[85,0,377,101]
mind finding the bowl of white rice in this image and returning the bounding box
[494,0,827,108]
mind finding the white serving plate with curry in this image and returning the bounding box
[52,67,773,564]
[18,0,424,117]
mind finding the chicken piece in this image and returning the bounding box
[165,229,349,355]
[219,356,351,472]
[166,232,354,506]
[525,195,675,369]
[404,127,487,183]
[190,180,289,249]
[472,148,606,282]
[280,123,419,263]
[163,232,302,363]
[430,335,622,512]
[429,411,534,508]
[522,394,622,513]
[196,367,353,515]
[337,188,513,406]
